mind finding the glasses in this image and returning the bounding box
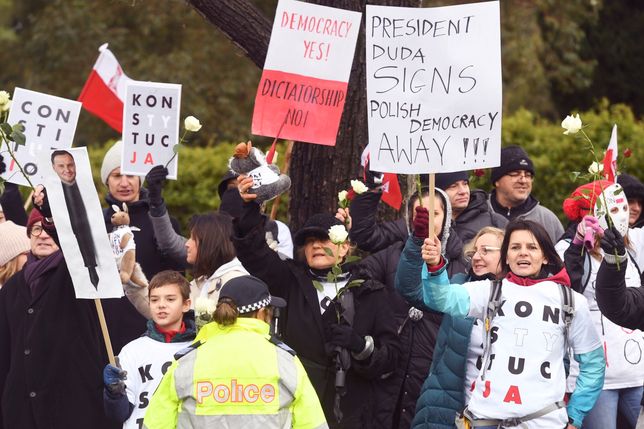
[464,246,500,260]
[506,171,533,180]
[30,225,44,237]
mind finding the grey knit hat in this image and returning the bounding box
[100,140,123,185]
[0,221,30,266]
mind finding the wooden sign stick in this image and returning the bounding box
[428,173,435,240]
[94,298,116,365]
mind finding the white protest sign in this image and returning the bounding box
[366,1,502,174]
[2,88,81,186]
[121,81,181,179]
[38,147,123,299]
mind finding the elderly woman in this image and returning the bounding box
[232,176,399,428]
[397,219,604,429]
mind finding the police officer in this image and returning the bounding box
[143,275,328,429]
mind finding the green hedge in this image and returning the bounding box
[469,100,644,224]
[83,100,643,230]
[88,141,290,230]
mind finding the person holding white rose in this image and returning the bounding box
[233,176,399,429]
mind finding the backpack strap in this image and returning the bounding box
[559,283,575,354]
[480,279,503,380]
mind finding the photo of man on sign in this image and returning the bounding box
[50,150,100,287]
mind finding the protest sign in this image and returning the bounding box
[366,1,502,174]
[38,147,123,299]
[2,88,81,186]
[121,81,181,179]
[252,0,361,146]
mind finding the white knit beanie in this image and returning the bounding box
[0,221,30,266]
[100,140,123,186]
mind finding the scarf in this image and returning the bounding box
[506,267,571,287]
[24,250,64,298]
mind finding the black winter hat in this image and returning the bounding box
[217,170,240,200]
[490,145,535,185]
[219,275,286,314]
[293,213,343,246]
[435,171,469,190]
[617,173,644,203]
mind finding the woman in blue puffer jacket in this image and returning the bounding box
[396,226,504,428]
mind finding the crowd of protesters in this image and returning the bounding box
[1,141,644,429]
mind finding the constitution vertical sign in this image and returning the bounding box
[252,0,361,146]
[366,1,502,174]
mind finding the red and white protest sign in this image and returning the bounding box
[252,0,361,146]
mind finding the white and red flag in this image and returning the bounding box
[602,124,618,183]
[78,43,134,132]
[360,147,403,210]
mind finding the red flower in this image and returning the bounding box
[624,148,633,158]
[473,169,485,177]
[346,189,357,201]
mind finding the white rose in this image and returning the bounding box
[184,115,202,132]
[206,298,217,314]
[194,297,212,315]
[328,224,349,244]
[338,190,348,203]
[0,90,10,106]
[350,180,368,194]
[561,113,582,135]
[588,161,604,174]
[0,99,11,112]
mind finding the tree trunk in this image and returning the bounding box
[188,0,421,230]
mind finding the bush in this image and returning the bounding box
[469,100,644,224]
[89,141,290,230]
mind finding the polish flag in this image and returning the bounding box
[602,124,618,182]
[360,148,403,210]
[78,43,134,132]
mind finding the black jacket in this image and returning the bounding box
[233,202,399,429]
[596,259,644,330]
[0,259,112,429]
[349,190,468,277]
[101,189,184,354]
[0,183,28,226]
[454,189,507,244]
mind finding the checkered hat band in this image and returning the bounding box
[238,297,271,314]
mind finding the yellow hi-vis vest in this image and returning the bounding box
[142,317,328,429]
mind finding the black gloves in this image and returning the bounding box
[145,165,168,216]
[363,158,383,190]
[600,226,627,264]
[328,323,366,353]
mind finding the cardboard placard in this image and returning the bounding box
[366,1,502,174]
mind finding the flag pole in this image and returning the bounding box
[270,140,294,220]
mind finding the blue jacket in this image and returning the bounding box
[396,237,474,429]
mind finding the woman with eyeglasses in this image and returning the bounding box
[396,226,504,428]
[397,219,604,429]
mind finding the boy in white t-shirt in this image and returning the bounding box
[103,270,196,429]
